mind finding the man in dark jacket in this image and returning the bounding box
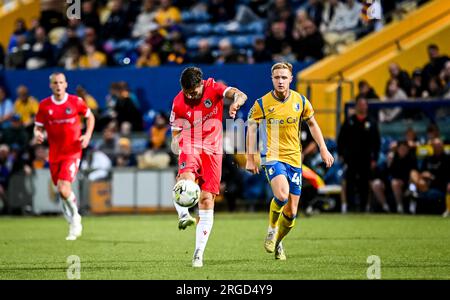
[337,95,381,211]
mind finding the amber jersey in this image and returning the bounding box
[247,89,314,168]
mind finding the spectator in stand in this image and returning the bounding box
[337,95,380,212]
[273,43,297,64]
[154,0,182,35]
[102,0,130,41]
[25,26,54,70]
[144,24,165,53]
[0,114,29,150]
[31,144,49,169]
[423,76,444,98]
[388,63,411,96]
[320,0,340,34]
[14,85,39,136]
[379,78,408,122]
[248,37,272,64]
[57,25,83,69]
[97,122,119,162]
[421,44,449,90]
[76,85,99,119]
[6,35,29,69]
[114,85,143,131]
[410,68,426,98]
[440,61,450,98]
[215,38,243,64]
[267,0,292,25]
[425,123,441,144]
[0,144,12,214]
[292,18,325,62]
[136,43,161,67]
[208,0,236,23]
[79,43,107,69]
[39,0,66,34]
[405,127,419,153]
[322,0,363,54]
[357,80,379,100]
[8,18,29,53]
[302,0,324,27]
[266,21,291,58]
[387,141,418,213]
[0,86,14,130]
[137,113,175,169]
[164,31,187,65]
[81,0,101,35]
[114,137,137,167]
[409,138,450,215]
[132,0,158,39]
[190,39,215,65]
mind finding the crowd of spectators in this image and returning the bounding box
[0,0,432,70]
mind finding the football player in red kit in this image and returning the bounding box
[170,67,247,267]
[34,72,95,240]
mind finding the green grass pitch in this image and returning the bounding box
[0,213,449,280]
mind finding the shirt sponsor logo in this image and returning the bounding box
[204,99,212,108]
[48,117,76,125]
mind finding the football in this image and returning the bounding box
[173,179,200,208]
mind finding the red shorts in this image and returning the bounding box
[178,151,223,195]
[49,158,81,185]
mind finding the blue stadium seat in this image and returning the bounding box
[181,10,211,23]
[212,23,228,35]
[194,23,213,35]
[245,21,266,34]
[186,36,202,50]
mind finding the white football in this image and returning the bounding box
[173,179,200,208]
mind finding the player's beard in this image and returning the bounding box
[184,96,202,106]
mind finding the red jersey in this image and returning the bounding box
[35,93,90,163]
[170,78,229,154]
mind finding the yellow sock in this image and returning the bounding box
[269,198,285,229]
[446,193,450,212]
[276,212,296,244]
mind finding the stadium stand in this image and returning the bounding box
[0,0,448,216]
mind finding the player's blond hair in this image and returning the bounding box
[49,72,66,82]
[271,62,293,75]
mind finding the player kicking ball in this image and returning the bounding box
[170,67,247,267]
[34,72,95,240]
[246,62,334,260]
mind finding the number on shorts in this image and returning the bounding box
[291,172,300,185]
[69,162,76,179]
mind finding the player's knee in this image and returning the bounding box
[274,190,289,202]
[57,183,72,199]
[199,193,214,208]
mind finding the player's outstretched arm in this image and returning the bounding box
[33,125,45,144]
[245,120,259,174]
[306,116,334,168]
[79,112,95,149]
[225,87,247,119]
[171,129,182,155]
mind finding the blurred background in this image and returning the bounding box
[0,0,448,216]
